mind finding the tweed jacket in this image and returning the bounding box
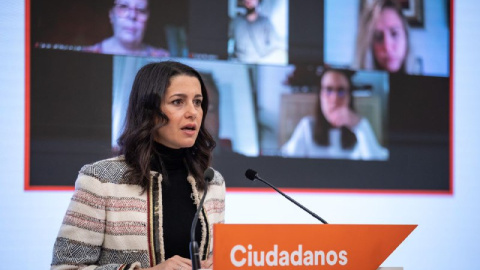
[51,156,226,270]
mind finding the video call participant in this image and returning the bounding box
[51,61,225,270]
[229,0,282,63]
[84,0,169,57]
[281,68,388,160]
[353,0,413,74]
[200,72,237,156]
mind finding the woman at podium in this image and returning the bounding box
[50,61,225,270]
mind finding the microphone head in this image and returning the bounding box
[204,167,215,183]
[245,169,258,181]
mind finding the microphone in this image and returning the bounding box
[245,169,328,224]
[190,167,215,270]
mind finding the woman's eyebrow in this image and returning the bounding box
[168,93,203,98]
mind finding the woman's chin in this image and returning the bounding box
[326,120,339,128]
[382,60,402,73]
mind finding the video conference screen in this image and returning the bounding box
[27,0,451,192]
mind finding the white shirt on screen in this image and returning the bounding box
[281,116,388,160]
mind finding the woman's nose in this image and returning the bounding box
[185,102,199,119]
[383,34,395,53]
[331,94,342,104]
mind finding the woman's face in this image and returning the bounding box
[320,71,351,124]
[155,75,204,149]
[372,8,407,72]
[110,0,149,47]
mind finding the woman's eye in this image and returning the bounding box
[194,99,203,106]
[172,99,182,105]
[373,32,384,43]
[390,29,398,38]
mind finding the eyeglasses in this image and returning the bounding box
[321,87,348,98]
[113,3,149,21]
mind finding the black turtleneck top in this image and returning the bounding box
[151,142,203,260]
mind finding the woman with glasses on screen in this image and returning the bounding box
[50,61,224,270]
[281,68,388,160]
[84,0,169,57]
[353,0,414,74]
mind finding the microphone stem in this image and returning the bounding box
[256,177,328,224]
[191,188,208,240]
[190,187,208,270]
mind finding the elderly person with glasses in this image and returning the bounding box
[84,0,169,57]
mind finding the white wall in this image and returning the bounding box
[1,1,479,269]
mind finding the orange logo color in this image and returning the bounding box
[213,224,416,270]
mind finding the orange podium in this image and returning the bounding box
[213,224,416,270]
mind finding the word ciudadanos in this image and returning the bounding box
[230,244,348,267]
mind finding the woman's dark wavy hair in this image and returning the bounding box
[118,61,216,192]
[313,68,357,149]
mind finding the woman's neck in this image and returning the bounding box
[153,142,186,171]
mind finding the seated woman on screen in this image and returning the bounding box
[281,68,388,160]
[50,61,225,270]
[83,0,169,57]
[353,0,416,74]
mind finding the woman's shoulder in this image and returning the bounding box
[301,115,314,123]
[209,167,225,186]
[298,116,314,129]
[79,156,129,184]
[353,117,373,131]
[144,45,170,57]
[82,41,103,53]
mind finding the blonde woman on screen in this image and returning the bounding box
[353,0,414,74]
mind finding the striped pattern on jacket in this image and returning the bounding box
[51,156,226,270]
